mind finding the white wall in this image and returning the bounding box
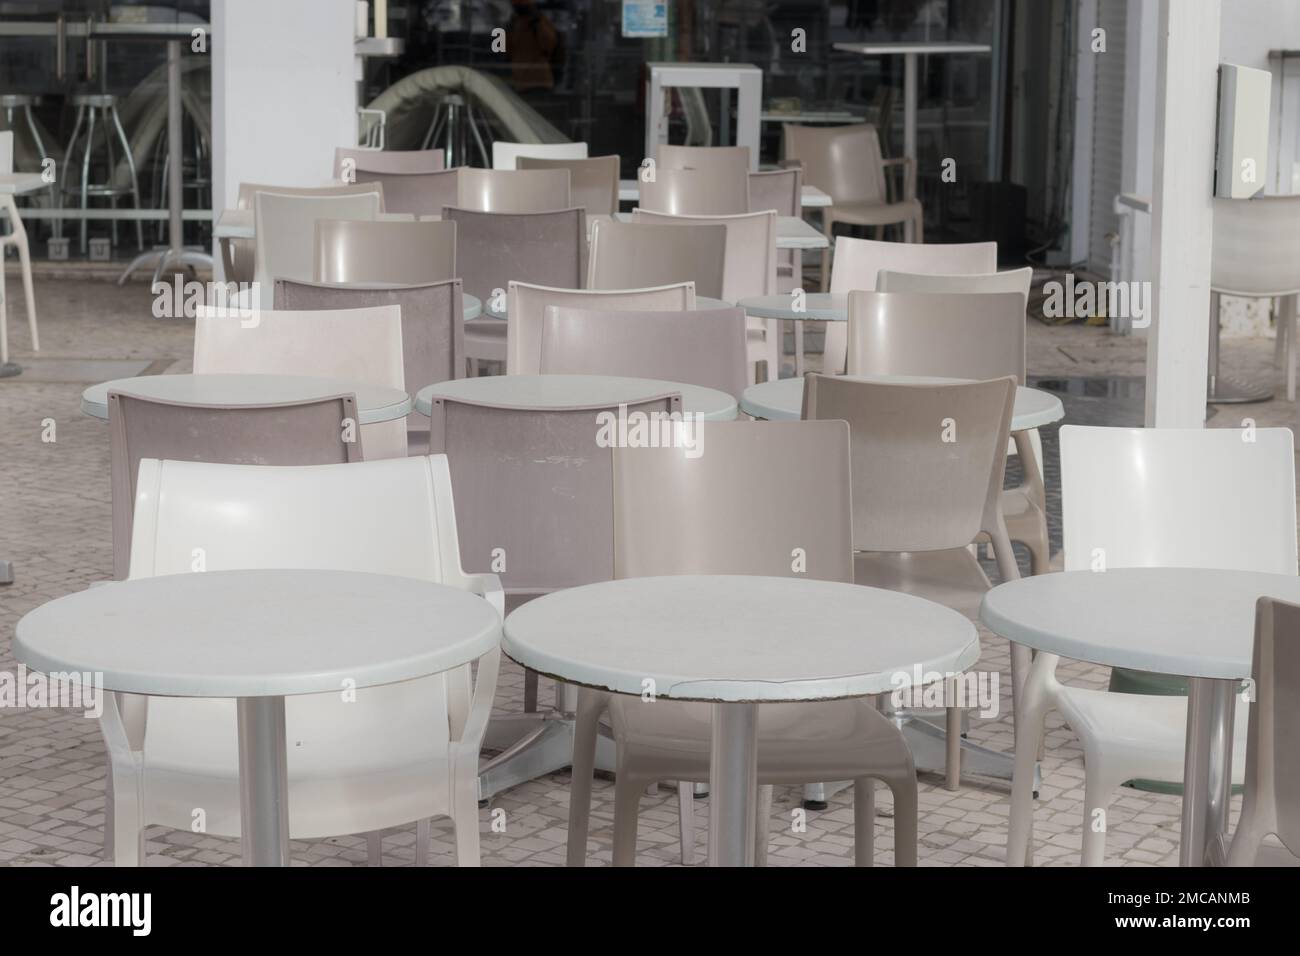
[211,0,358,274]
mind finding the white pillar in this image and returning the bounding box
[211,0,358,278]
[1144,0,1221,427]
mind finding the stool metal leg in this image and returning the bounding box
[79,107,95,255]
[109,104,144,251]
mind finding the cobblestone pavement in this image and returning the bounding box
[1,274,1291,867]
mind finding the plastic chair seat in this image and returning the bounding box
[853,548,993,622]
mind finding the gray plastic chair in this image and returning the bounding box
[803,374,1023,789]
[566,420,918,868]
[314,218,457,285]
[107,391,361,580]
[507,280,695,375]
[333,147,445,177]
[657,144,750,177]
[350,168,459,218]
[253,190,381,294]
[639,167,749,216]
[444,207,585,370]
[456,167,573,213]
[749,166,803,292]
[540,305,749,400]
[588,219,727,299]
[273,277,465,450]
[517,155,619,216]
[1227,596,1300,865]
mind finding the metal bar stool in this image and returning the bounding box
[62,93,143,255]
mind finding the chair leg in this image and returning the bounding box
[677,782,696,865]
[415,818,430,867]
[1007,653,1055,866]
[754,784,773,866]
[450,768,481,866]
[884,771,919,866]
[1080,755,1126,867]
[14,214,37,351]
[0,252,8,366]
[611,769,643,867]
[853,777,876,866]
[1285,295,1297,402]
[566,688,605,866]
[107,784,146,866]
[819,212,834,292]
[945,697,962,791]
[523,669,539,713]
[366,831,383,865]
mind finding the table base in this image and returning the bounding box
[479,711,618,801]
[0,362,21,378]
[1180,677,1236,866]
[237,696,290,867]
[117,245,214,287]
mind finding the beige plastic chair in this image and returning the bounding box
[492,140,588,169]
[314,218,457,285]
[825,236,998,374]
[804,374,1024,789]
[456,167,572,213]
[333,146,445,177]
[783,123,922,285]
[224,181,383,284]
[657,144,750,177]
[749,166,804,292]
[252,190,381,300]
[350,168,459,218]
[565,420,918,867]
[0,130,37,365]
[273,278,465,451]
[506,280,695,375]
[632,208,779,382]
[106,391,360,580]
[444,207,584,370]
[517,155,620,216]
[875,267,1045,573]
[588,219,726,298]
[639,167,749,216]
[1228,596,1300,865]
[194,303,407,459]
[540,305,749,399]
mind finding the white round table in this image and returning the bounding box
[82,373,414,426]
[980,567,1300,867]
[741,375,1065,433]
[14,569,501,866]
[415,374,739,422]
[504,574,979,866]
[482,294,732,321]
[739,293,846,376]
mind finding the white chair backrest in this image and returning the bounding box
[0,130,12,175]
[830,237,997,293]
[194,304,404,390]
[1060,425,1298,574]
[1210,196,1300,296]
[129,455,466,582]
[492,141,589,170]
[877,266,1033,308]
[507,280,695,374]
[631,208,777,301]
[253,190,381,293]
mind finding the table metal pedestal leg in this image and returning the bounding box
[237,695,290,866]
[1180,677,1236,866]
[791,318,805,377]
[709,701,758,866]
[903,52,918,162]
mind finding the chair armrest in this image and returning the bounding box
[465,572,504,619]
[453,646,501,754]
[880,156,916,202]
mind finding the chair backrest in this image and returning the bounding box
[783,123,887,205]
[253,190,381,291]
[639,167,750,215]
[540,305,749,399]
[631,208,777,301]
[748,166,801,216]
[345,168,458,218]
[846,290,1027,381]
[877,267,1033,313]
[443,207,583,303]
[273,278,464,420]
[829,236,997,294]
[427,392,682,599]
[507,280,695,374]
[0,130,13,175]
[657,144,750,177]
[492,140,589,170]
[612,420,853,581]
[333,146,444,178]
[456,167,572,212]
[587,219,727,298]
[109,391,360,579]
[1210,196,1300,296]
[1242,596,1300,856]
[1059,425,1298,573]
[313,218,457,284]
[804,375,1015,552]
[517,155,619,216]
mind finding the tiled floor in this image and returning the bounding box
[0,274,1293,867]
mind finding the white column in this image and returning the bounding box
[211,0,358,278]
[1144,0,1221,427]
[1120,0,1157,280]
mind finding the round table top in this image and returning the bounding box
[82,373,414,425]
[741,375,1065,432]
[503,575,980,702]
[415,374,739,421]
[739,292,847,322]
[979,567,1300,680]
[13,570,501,698]
[481,294,733,321]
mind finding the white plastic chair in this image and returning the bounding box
[194,304,407,459]
[0,130,38,366]
[1008,425,1297,866]
[491,140,588,170]
[103,455,502,866]
[252,190,381,302]
[825,237,996,375]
